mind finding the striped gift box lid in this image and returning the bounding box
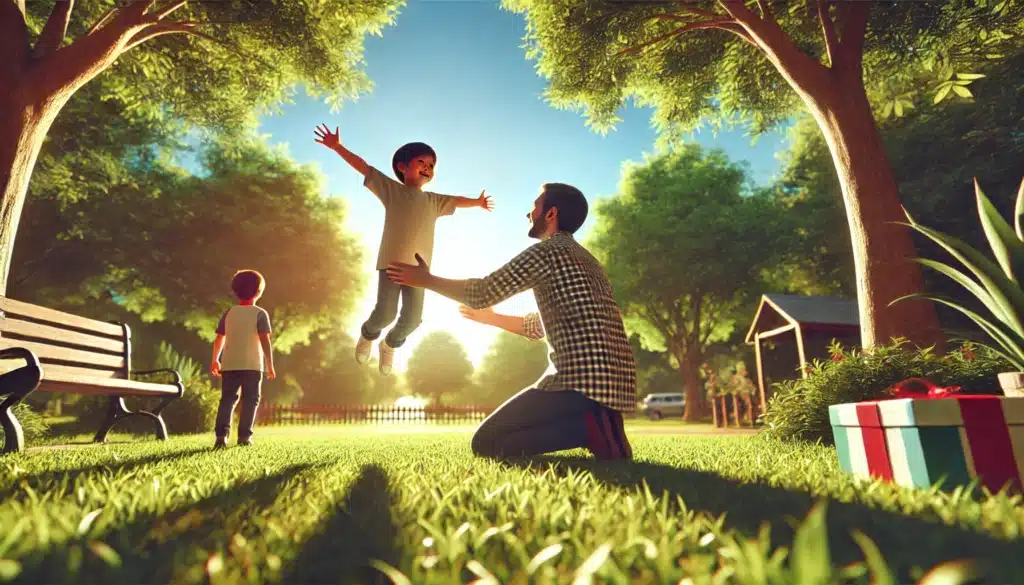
[830,396,1024,428]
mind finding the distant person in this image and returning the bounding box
[386,183,636,459]
[314,123,494,375]
[210,269,276,449]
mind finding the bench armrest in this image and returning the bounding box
[0,347,41,370]
[132,368,183,386]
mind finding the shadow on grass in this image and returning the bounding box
[282,464,401,585]
[503,456,1023,584]
[13,463,316,585]
[0,445,211,500]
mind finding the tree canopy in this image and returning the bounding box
[502,0,1021,138]
[406,331,474,405]
[502,0,1024,351]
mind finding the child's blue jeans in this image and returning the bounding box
[360,269,424,348]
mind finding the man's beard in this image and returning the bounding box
[528,215,544,239]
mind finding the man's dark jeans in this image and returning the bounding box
[216,370,262,441]
[471,387,630,458]
[361,269,425,349]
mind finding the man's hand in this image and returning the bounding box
[210,360,222,377]
[313,123,341,150]
[386,253,432,288]
[266,364,277,381]
[459,304,496,325]
[477,190,494,211]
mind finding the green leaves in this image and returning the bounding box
[897,179,1024,369]
[933,73,986,104]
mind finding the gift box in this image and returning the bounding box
[830,395,1024,492]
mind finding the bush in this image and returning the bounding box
[0,402,49,445]
[762,338,1009,444]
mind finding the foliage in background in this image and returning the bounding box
[406,331,474,405]
[472,331,550,406]
[762,339,1009,444]
[588,144,793,420]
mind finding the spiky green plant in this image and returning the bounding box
[894,178,1024,370]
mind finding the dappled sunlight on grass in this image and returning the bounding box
[0,426,1021,584]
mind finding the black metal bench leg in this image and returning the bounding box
[94,396,173,443]
[0,364,43,454]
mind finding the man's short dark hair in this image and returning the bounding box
[392,142,437,182]
[232,269,265,300]
[541,183,588,234]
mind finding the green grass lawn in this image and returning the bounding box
[1,425,1022,585]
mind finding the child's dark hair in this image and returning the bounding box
[392,142,436,182]
[231,269,265,300]
[541,183,589,234]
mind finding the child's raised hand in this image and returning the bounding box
[314,123,341,150]
[477,190,494,212]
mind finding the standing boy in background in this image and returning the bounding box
[210,269,276,449]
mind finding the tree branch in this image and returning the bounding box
[124,22,207,52]
[676,2,720,19]
[32,0,156,97]
[817,0,839,67]
[87,7,117,35]
[717,0,828,92]
[618,17,748,56]
[836,0,870,72]
[33,0,75,59]
[0,0,30,79]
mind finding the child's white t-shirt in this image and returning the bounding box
[216,305,272,371]
[364,167,458,270]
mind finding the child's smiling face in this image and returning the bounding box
[398,155,435,188]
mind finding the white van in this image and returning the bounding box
[639,392,685,420]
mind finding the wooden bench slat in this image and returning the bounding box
[0,338,125,370]
[0,297,124,337]
[36,374,179,397]
[0,317,126,353]
[0,360,122,379]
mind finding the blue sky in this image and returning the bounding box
[255,0,792,372]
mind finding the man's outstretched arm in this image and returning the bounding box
[386,243,551,309]
[459,306,544,340]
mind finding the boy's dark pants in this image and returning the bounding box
[216,370,262,440]
[360,269,424,348]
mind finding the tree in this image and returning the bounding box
[405,331,474,405]
[11,132,366,353]
[587,145,793,420]
[503,0,1024,350]
[0,0,400,294]
[473,331,550,406]
[773,48,1024,333]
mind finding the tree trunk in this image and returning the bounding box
[710,396,719,427]
[743,394,754,426]
[677,351,706,422]
[799,70,946,351]
[730,394,739,427]
[720,2,946,352]
[0,94,65,295]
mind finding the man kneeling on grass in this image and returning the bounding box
[386,183,636,459]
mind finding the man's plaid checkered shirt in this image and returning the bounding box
[463,232,638,412]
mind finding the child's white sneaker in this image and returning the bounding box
[355,335,372,364]
[378,341,396,376]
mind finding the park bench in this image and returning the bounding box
[0,296,183,454]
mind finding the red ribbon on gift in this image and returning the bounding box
[884,377,962,399]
